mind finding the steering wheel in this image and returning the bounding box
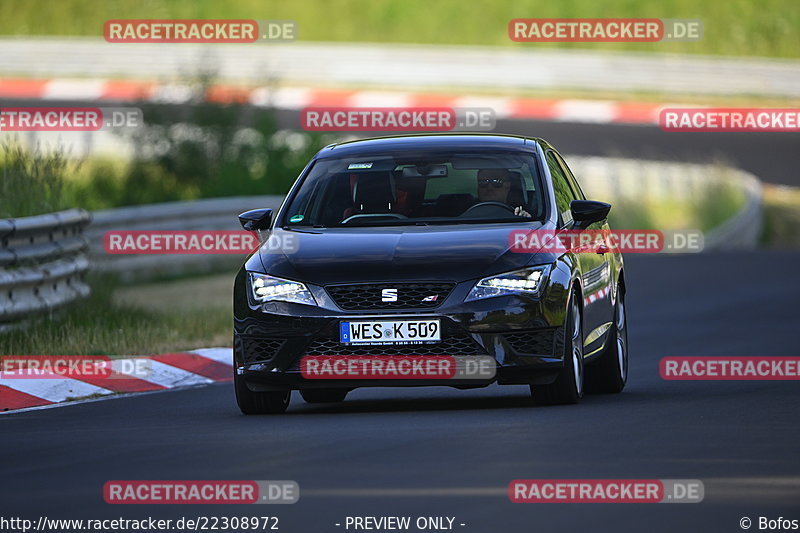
[341,213,409,224]
[461,201,516,217]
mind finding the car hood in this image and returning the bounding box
[258,223,549,284]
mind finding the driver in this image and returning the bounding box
[476,169,531,218]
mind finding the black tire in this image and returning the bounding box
[531,294,584,405]
[234,373,291,414]
[585,284,628,394]
[300,389,348,403]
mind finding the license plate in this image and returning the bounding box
[339,319,441,344]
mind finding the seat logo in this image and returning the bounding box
[381,288,398,302]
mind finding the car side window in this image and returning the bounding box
[546,151,576,226]
[554,152,586,200]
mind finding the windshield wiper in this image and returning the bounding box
[334,217,535,228]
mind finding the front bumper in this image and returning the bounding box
[233,268,570,390]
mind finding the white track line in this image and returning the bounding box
[189,347,233,366]
[131,359,213,388]
[0,375,112,402]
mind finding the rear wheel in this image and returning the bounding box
[234,372,291,414]
[300,389,348,403]
[585,284,628,394]
[531,294,584,405]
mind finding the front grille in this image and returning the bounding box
[241,337,286,364]
[305,329,486,356]
[503,330,557,355]
[326,282,454,311]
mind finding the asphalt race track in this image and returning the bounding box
[2,251,799,532]
[1,99,798,531]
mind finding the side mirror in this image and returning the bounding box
[570,200,611,229]
[238,208,273,231]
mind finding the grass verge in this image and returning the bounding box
[608,183,746,231]
[0,274,231,356]
[0,143,76,218]
[761,185,800,247]
[1,0,798,58]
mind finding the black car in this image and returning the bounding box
[233,134,628,414]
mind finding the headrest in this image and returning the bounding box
[352,172,396,213]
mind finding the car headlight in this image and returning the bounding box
[465,266,550,302]
[248,272,317,306]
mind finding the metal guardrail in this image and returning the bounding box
[569,156,764,251]
[0,209,92,324]
[703,169,763,249]
[86,196,285,281]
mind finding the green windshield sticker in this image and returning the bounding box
[289,214,305,223]
[348,162,373,169]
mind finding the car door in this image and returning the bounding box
[553,151,614,355]
[545,150,611,356]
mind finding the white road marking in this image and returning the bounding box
[0,375,112,402]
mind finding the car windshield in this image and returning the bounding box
[281,150,546,227]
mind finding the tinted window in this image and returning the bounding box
[546,151,576,226]
[554,152,586,201]
[282,151,546,227]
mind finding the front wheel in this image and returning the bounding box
[585,284,628,394]
[234,372,291,414]
[531,294,584,405]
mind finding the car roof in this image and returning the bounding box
[314,133,547,159]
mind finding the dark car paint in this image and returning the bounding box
[233,134,624,391]
[256,224,546,284]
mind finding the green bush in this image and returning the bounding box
[79,102,331,207]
